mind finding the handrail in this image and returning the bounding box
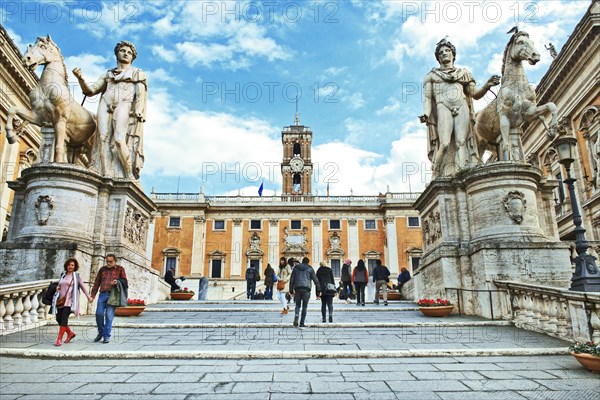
[0,279,53,295]
[445,287,506,320]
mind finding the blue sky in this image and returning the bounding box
[3,0,591,196]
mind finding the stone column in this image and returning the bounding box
[348,218,359,263]
[385,216,399,274]
[269,219,279,262]
[190,216,206,276]
[312,219,322,262]
[230,218,243,277]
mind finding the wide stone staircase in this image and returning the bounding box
[1,299,598,399]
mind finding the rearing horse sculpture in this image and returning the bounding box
[475,28,557,161]
[4,35,96,165]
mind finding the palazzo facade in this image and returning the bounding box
[150,118,423,284]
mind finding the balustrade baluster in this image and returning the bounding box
[556,302,570,338]
[37,293,47,321]
[29,290,39,323]
[0,295,6,331]
[545,296,559,336]
[13,293,23,327]
[537,294,549,331]
[4,295,14,330]
[22,291,32,326]
[525,293,535,326]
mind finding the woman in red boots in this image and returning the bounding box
[54,257,92,346]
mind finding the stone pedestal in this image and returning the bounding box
[0,163,170,307]
[413,162,573,318]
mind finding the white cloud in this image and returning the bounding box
[343,92,366,110]
[146,68,181,85]
[143,90,282,184]
[376,98,402,116]
[5,27,25,53]
[151,45,177,63]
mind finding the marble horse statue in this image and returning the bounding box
[475,27,557,161]
[4,35,96,166]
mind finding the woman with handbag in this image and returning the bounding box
[53,257,92,346]
[316,261,336,323]
[276,257,291,315]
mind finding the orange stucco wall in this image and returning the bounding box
[151,216,194,275]
[395,217,423,268]
[357,219,386,264]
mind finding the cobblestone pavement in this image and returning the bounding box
[1,301,598,399]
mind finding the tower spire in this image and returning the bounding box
[294,96,300,126]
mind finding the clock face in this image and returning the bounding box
[290,157,304,172]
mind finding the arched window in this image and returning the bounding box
[293,142,301,156]
[293,173,301,193]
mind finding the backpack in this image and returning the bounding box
[41,281,59,305]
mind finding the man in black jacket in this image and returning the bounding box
[164,267,181,292]
[289,257,321,328]
[372,259,391,306]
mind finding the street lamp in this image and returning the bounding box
[553,132,600,292]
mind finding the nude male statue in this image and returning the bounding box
[420,39,500,177]
[73,41,147,180]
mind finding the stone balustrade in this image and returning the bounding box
[151,193,420,206]
[494,280,600,343]
[0,279,53,335]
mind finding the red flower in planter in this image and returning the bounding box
[126,298,146,306]
[417,298,453,307]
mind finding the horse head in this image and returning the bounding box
[23,34,62,70]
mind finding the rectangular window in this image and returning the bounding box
[250,219,261,230]
[329,219,341,230]
[331,259,341,278]
[365,219,376,230]
[291,220,301,230]
[411,257,421,271]
[211,259,222,278]
[168,217,181,228]
[408,217,420,227]
[214,220,225,230]
[165,256,177,274]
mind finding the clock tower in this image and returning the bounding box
[281,113,313,195]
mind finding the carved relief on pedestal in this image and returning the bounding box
[124,204,148,248]
[503,191,527,224]
[34,195,54,225]
[422,208,441,248]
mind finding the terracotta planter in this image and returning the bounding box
[114,306,145,317]
[571,352,600,373]
[419,305,454,317]
[380,291,402,301]
[171,292,194,300]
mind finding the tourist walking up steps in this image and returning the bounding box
[245,264,261,300]
[372,259,391,306]
[90,254,128,344]
[289,257,321,328]
[53,258,92,346]
[263,263,275,300]
[277,257,292,314]
[352,259,369,306]
[341,259,353,304]
[316,261,336,322]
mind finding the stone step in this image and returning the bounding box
[0,303,571,362]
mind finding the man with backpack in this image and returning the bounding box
[245,264,261,300]
[289,257,321,328]
[372,259,391,306]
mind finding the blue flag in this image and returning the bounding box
[258,182,264,197]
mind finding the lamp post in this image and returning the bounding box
[553,134,600,292]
